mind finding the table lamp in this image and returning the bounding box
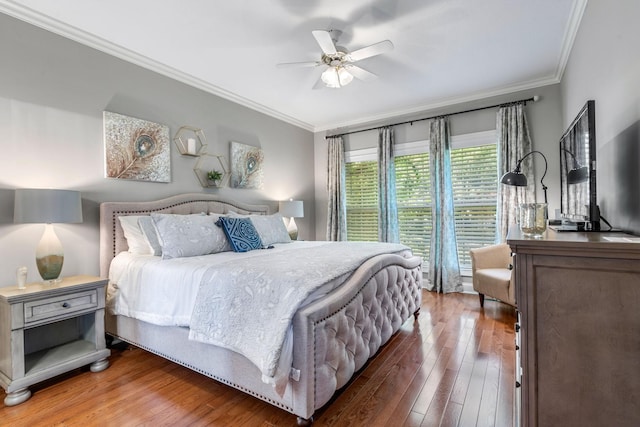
[14,189,83,283]
[500,150,548,203]
[279,199,304,240]
[501,151,549,237]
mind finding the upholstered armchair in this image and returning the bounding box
[469,243,516,308]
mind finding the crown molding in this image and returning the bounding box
[554,0,588,82]
[313,0,587,133]
[0,1,315,132]
[313,76,560,133]
[1,0,585,135]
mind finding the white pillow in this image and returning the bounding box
[138,216,162,256]
[118,215,153,255]
[208,213,233,252]
[151,213,230,259]
[228,212,291,245]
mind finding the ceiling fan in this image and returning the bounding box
[277,30,393,89]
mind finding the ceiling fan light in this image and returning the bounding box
[321,67,339,88]
[337,67,353,86]
[321,66,353,88]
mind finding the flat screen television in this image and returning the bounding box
[559,100,599,230]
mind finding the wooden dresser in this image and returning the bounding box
[508,228,640,427]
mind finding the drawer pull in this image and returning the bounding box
[515,381,521,388]
[62,302,70,308]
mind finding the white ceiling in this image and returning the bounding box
[0,0,586,132]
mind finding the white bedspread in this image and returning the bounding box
[108,240,411,390]
[108,241,342,326]
[187,242,409,383]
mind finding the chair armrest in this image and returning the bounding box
[470,243,512,270]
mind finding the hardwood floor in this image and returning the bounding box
[1,291,516,427]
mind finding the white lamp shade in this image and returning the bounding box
[279,200,304,218]
[14,189,83,224]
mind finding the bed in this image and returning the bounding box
[99,193,422,424]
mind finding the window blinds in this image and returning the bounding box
[345,161,378,241]
[450,143,497,267]
[345,134,497,269]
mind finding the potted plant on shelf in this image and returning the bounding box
[207,170,223,187]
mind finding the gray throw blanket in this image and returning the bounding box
[188,242,408,380]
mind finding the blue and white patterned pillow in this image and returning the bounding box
[216,216,263,252]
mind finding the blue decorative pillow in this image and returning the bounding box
[216,217,263,252]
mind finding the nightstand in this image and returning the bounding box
[0,275,111,406]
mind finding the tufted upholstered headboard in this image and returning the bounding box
[99,193,271,278]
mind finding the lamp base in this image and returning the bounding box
[36,255,64,283]
[519,203,547,238]
[286,217,299,241]
[36,224,64,282]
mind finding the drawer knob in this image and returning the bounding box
[62,302,70,308]
[515,381,521,388]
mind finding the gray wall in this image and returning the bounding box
[0,14,314,287]
[314,84,564,240]
[561,0,640,234]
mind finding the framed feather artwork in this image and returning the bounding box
[103,111,171,182]
[230,141,264,189]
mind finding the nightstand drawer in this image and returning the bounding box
[24,290,98,324]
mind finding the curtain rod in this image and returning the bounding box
[325,95,538,139]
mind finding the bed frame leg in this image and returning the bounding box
[413,307,421,321]
[296,416,313,426]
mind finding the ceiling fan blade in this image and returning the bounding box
[347,40,394,62]
[276,61,320,68]
[312,30,337,55]
[344,64,378,81]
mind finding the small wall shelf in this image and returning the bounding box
[173,125,205,156]
[194,153,230,188]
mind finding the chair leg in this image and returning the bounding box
[478,293,485,308]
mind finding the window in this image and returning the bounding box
[450,141,498,267]
[345,131,497,270]
[395,151,431,262]
[345,160,378,241]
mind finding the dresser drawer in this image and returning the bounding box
[24,290,98,324]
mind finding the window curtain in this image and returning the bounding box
[427,117,462,293]
[326,135,347,241]
[496,103,535,242]
[378,127,399,243]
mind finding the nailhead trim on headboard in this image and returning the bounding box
[99,194,271,278]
